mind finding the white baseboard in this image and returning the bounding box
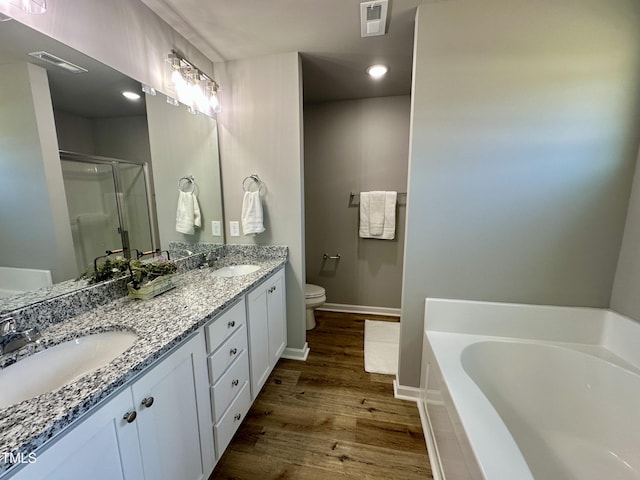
[393,378,421,402]
[318,303,401,317]
[281,342,310,361]
[418,400,444,480]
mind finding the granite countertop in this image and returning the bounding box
[0,255,285,475]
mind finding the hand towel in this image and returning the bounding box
[381,191,397,239]
[368,191,387,236]
[359,192,372,238]
[241,191,265,235]
[359,191,397,240]
[175,191,201,235]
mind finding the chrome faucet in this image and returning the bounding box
[198,252,220,269]
[206,252,220,267]
[0,317,40,356]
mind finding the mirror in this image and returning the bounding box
[0,19,224,314]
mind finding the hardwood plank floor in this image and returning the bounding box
[210,311,432,479]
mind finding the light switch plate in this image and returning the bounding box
[229,221,240,237]
[211,220,221,236]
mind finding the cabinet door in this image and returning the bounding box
[267,269,286,366]
[7,388,143,480]
[246,283,270,400]
[132,332,214,480]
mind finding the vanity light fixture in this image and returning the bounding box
[167,50,221,115]
[4,0,46,14]
[367,64,388,79]
[141,84,156,96]
[28,51,88,73]
[122,91,141,100]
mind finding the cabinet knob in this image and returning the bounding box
[123,411,137,423]
[230,347,238,355]
[228,320,236,328]
[232,379,239,387]
[141,396,155,408]
[234,413,242,421]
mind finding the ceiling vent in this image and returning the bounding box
[28,51,88,73]
[360,0,388,37]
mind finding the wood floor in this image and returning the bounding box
[210,311,432,479]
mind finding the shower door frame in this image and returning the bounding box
[59,150,160,259]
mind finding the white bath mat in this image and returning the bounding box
[364,320,400,375]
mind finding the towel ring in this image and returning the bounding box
[178,175,197,193]
[242,174,266,194]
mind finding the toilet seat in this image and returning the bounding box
[305,283,325,300]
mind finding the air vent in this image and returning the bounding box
[28,51,88,73]
[360,0,388,37]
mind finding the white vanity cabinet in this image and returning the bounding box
[5,387,144,480]
[5,331,214,480]
[204,299,252,459]
[132,331,214,480]
[246,268,286,399]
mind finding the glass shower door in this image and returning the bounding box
[61,153,157,277]
[118,163,153,255]
[61,160,122,275]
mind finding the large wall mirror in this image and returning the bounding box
[0,18,224,314]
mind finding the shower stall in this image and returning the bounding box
[60,151,158,276]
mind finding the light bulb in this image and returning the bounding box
[366,64,388,79]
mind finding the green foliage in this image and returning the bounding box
[89,257,130,284]
[129,259,178,287]
[89,256,177,287]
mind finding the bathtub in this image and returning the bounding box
[419,298,640,480]
[0,267,52,299]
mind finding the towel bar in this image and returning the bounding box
[349,191,406,199]
[349,191,406,206]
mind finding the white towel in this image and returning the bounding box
[359,191,397,240]
[175,191,201,235]
[241,191,265,235]
[368,191,386,236]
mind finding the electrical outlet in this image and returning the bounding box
[229,221,240,237]
[211,220,221,236]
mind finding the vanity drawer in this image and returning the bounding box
[208,324,248,384]
[211,350,249,422]
[214,381,251,459]
[205,299,246,354]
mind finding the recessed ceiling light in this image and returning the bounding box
[122,91,141,100]
[367,64,388,79]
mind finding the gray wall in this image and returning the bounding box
[146,93,223,248]
[304,96,410,308]
[399,0,640,387]
[0,63,76,282]
[56,112,152,163]
[0,0,214,98]
[611,151,640,320]
[216,52,306,352]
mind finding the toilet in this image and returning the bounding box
[305,283,326,330]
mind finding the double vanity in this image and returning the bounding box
[0,246,288,480]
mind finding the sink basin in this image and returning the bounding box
[212,264,261,278]
[0,331,137,408]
